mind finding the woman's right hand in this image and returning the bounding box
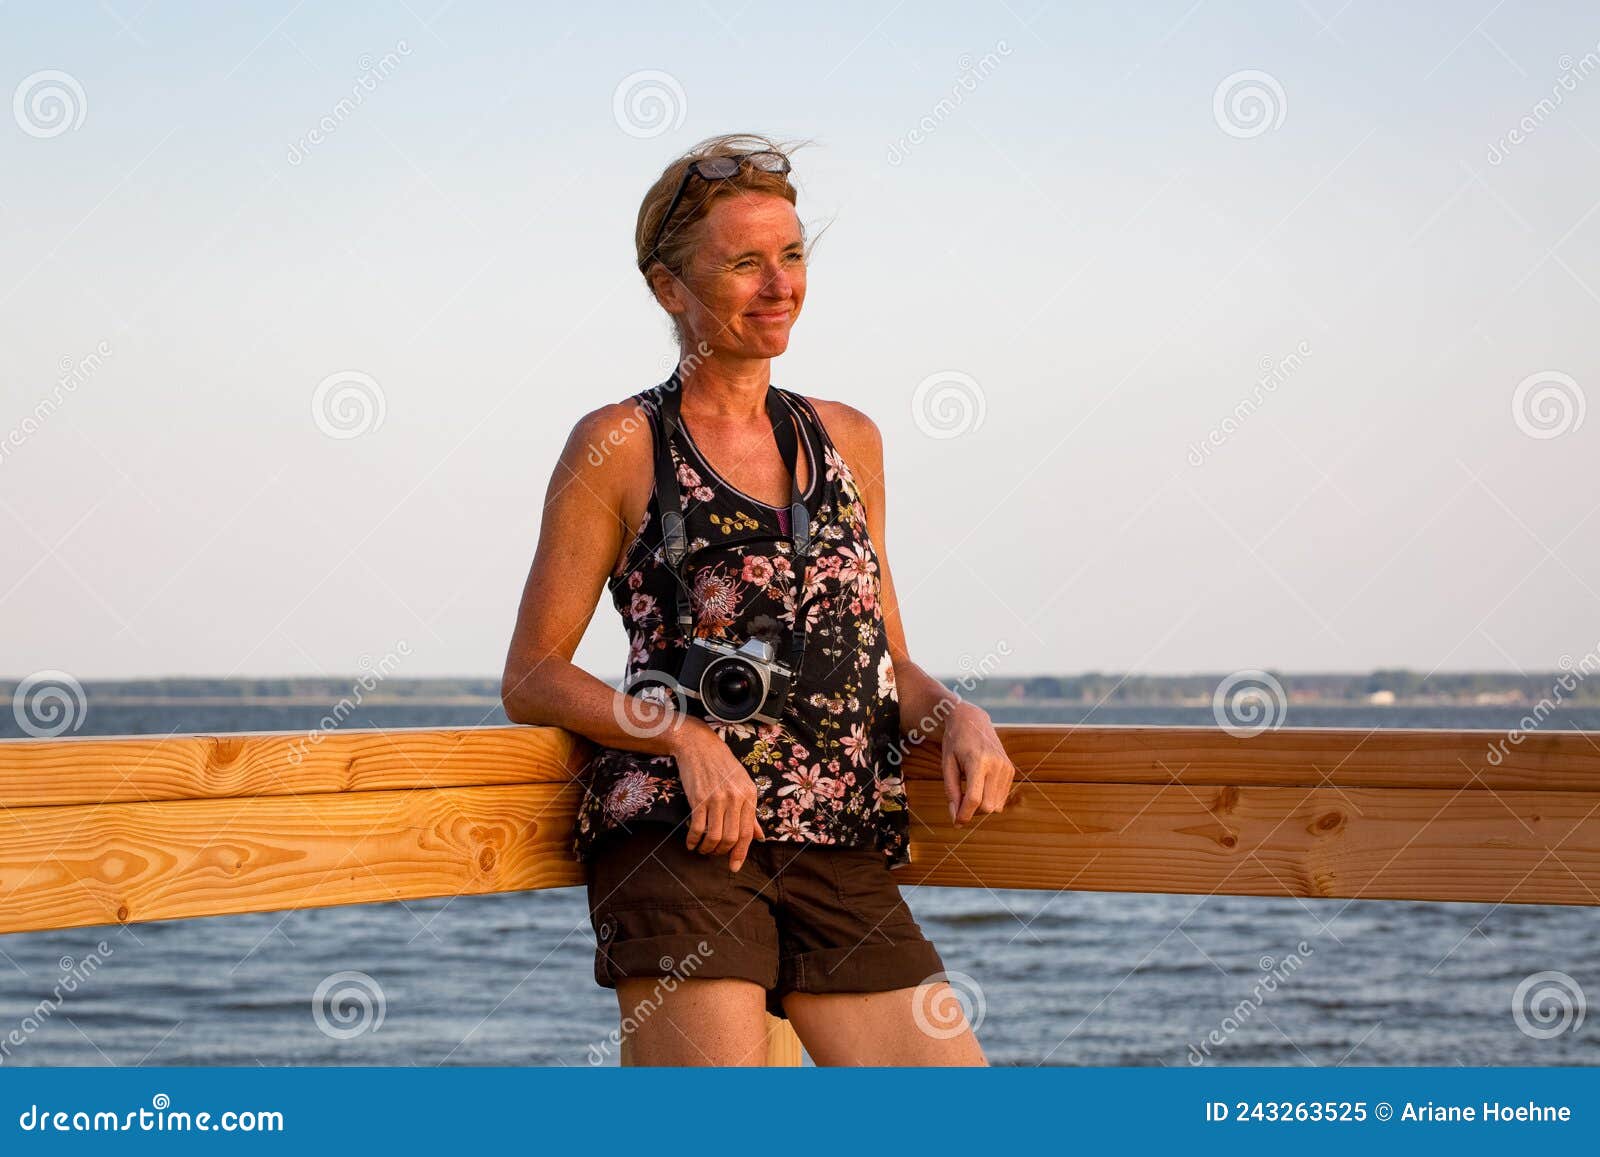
[669,718,766,871]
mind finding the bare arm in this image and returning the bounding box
[499,404,765,867]
[816,400,1016,827]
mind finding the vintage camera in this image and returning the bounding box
[678,635,793,725]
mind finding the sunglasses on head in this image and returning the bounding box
[641,150,792,272]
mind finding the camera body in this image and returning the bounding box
[678,635,793,725]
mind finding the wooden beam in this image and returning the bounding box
[2,723,1597,942]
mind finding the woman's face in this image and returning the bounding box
[657,191,806,361]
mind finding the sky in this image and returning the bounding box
[1,1,1595,682]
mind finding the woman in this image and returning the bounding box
[500,132,1016,1066]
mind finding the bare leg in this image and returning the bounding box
[614,977,773,1066]
[782,981,989,1066]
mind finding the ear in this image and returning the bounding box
[646,263,689,323]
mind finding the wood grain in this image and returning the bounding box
[3,723,1599,941]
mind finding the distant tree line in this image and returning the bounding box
[955,669,1600,705]
[16,670,1595,706]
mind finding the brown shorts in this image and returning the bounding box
[584,824,946,1020]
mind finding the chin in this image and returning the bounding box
[745,329,793,358]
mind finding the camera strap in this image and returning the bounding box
[652,371,812,687]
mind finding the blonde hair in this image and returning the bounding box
[634,132,808,281]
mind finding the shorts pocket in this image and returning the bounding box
[587,826,736,918]
[826,847,910,923]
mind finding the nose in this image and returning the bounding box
[761,263,795,299]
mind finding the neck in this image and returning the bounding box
[676,349,770,418]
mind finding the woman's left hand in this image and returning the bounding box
[940,701,1016,827]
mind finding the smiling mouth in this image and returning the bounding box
[746,308,790,321]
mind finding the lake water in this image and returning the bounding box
[3,700,1598,1067]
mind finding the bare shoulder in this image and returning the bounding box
[558,397,657,477]
[547,397,656,519]
[796,394,884,466]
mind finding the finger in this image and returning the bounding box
[956,757,987,825]
[729,813,756,872]
[985,757,1015,812]
[978,755,1004,811]
[686,806,708,852]
[700,797,728,854]
[753,816,767,841]
[941,743,963,824]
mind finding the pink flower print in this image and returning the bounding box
[778,763,830,809]
[877,651,897,700]
[741,555,775,586]
[771,555,792,578]
[692,486,715,502]
[873,773,906,812]
[790,743,808,761]
[675,461,702,489]
[837,543,875,592]
[627,571,643,590]
[708,717,758,742]
[841,723,871,767]
[691,567,744,636]
[774,814,816,839]
[628,592,658,623]
[603,768,658,822]
[823,445,849,484]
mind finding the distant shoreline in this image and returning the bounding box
[5,671,1593,711]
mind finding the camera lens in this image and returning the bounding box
[701,655,764,722]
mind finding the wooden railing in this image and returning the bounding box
[3,722,1597,1062]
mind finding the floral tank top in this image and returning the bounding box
[570,381,912,869]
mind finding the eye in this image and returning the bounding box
[784,250,805,263]
[734,259,758,271]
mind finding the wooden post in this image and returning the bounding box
[765,1013,804,1065]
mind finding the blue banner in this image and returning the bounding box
[2,1066,1595,1151]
